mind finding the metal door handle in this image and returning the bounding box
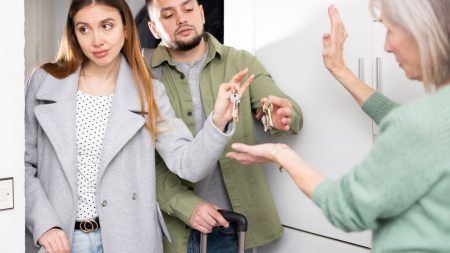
[358,58,365,81]
[376,57,383,92]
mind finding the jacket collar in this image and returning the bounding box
[151,32,223,69]
[34,55,147,194]
[36,55,147,113]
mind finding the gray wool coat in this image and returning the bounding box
[25,55,233,252]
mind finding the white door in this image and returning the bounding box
[0,1,25,252]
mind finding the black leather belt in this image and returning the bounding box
[75,217,100,232]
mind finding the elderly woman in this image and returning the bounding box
[227,0,450,252]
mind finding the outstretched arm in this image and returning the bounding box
[226,143,325,198]
[154,69,253,182]
[323,5,375,107]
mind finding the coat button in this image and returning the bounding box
[180,73,185,79]
[188,186,194,191]
[187,111,193,117]
[101,200,107,207]
[132,193,138,200]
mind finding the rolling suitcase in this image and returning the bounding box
[200,210,248,253]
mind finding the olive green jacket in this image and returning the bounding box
[151,33,303,252]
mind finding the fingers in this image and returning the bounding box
[278,117,291,130]
[322,32,331,48]
[39,228,70,253]
[59,232,70,253]
[226,152,253,165]
[328,5,346,43]
[228,68,249,84]
[328,5,338,37]
[267,96,292,109]
[238,74,254,95]
[226,68,254,95]
[189,202,230,234]
[230,143,251,153]
[260,96,292,110]
[52,238,64,253]
[259,96,292,131]
[210,208,229,228]
[41,241,55,253]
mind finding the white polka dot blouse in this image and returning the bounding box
[75,90,113,221]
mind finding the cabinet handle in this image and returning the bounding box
[372,57,384,136]
[376,57,383,92]
[358,58,365,81]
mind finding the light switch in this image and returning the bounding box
[0,177,14,210]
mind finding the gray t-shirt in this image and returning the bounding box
[172,49,232,211]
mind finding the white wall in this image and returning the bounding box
[0,1,25,252]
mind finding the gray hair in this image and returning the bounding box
[370,0,450,86]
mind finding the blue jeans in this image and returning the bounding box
[187,226,238,253]
[71,229,103,253]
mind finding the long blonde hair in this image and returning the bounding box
[42,0,159,139]
[371,0,450,87]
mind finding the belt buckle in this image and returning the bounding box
[80,219,99,233]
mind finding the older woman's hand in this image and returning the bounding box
[226,143,289,165]
[323,5,348,76]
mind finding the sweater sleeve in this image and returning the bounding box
[153,79,234,182]
[311,108,444,232]
[361,92,399,125]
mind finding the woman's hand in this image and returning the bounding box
[228,143,325,198]
[323,5,349,76]
[226,143,289,165]
[213,69,254,130]
[38,228,70,253]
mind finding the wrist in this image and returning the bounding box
[271,144,289,171]
[212,112,228,131]
[331,65,351,79]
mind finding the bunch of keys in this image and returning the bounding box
[230,92,241,122]
[255,101,274,132]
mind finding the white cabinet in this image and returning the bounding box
[225,0,425,250]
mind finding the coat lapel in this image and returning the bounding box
[34,56,147,191]
[97,56,147,179]
[34,69,79,193]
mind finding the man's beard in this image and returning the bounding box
[171,31,203,51]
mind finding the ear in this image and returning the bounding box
[148,21,161,39]
[199,4,205,24]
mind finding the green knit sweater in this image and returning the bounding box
[312,86,450,252]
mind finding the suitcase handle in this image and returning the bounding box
[218,209,248,232]
[200,210,248,253]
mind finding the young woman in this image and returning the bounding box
[228,0,450,252]
[25,0,253,252]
